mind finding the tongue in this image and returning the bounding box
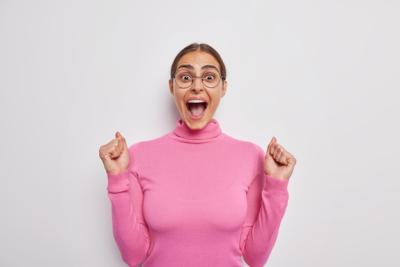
[190,104,205,116]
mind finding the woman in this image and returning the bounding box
[99,43,297,267]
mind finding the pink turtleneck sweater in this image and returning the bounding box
[106,118,290,267]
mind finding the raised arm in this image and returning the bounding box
[99,132,151,266]
[240,139,296,267]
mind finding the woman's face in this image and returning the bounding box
[169,50,227,130]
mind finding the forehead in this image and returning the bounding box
[177,51,221,71]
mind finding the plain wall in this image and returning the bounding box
[1,0,399,266]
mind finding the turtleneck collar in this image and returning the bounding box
[169,118,223,143]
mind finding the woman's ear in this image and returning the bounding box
[221,80,227,97]
[169,79,174,95]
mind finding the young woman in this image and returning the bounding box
[99,43,297,267]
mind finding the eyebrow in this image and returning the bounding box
[177,64,220,72]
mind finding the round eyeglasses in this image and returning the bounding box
[173,70,223,89]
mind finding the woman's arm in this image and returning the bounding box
[239,145,289,267]
[107,168,151,267]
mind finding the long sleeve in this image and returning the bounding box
[239,145,290,267]
[107,158,151,267]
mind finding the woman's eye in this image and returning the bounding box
[205,75,215,80]
[180,75,191,81]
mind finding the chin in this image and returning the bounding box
[183,114,211,130]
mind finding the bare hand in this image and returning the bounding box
[99,131,129,175]
[264,137,296,180]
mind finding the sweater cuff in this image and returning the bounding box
[265,174,289,192]
[107,170,130,193]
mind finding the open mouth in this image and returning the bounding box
[186,99,208,119]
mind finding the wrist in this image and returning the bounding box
[106,168,129,176]
[264,172,288,181]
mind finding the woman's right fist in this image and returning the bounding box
[99,131,130,175]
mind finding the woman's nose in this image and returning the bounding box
[192,77,204,91]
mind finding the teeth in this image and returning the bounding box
[187,99,206,103]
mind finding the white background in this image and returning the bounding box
[1,0,399,266]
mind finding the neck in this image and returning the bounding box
[169,118,223,143]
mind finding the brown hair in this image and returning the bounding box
[170,43,227,81]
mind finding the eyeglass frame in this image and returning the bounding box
[172,70,225,89]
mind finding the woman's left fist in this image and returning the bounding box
[264,136,296,180]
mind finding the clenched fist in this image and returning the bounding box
[99,131,130,175]
[264,137,297,180]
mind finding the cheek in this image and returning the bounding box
[175,95,188,114]
[173,92,185,106]
[209,93,222,110]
